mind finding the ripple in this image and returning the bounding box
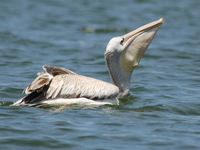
[82,27,130,33]
[1,137,77,149]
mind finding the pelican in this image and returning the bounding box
[12,18,164,106]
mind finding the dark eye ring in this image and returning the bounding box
[120,38,124,45]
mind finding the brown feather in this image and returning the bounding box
[23,65,76,95]
[43,65,77,76]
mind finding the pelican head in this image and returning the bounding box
[105,18,164,97]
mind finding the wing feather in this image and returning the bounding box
[23,65,76,94]
[46,79,64,99]
[43,65,77,76]
[45,74,119,100]
[23,72,53,94]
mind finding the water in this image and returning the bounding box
[0,0,200,149]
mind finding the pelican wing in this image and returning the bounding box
[17,65,119,106]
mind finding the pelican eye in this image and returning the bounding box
[120,38,124,45]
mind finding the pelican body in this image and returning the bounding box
[12,18,164,106]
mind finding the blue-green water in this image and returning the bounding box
[1,0,200,149]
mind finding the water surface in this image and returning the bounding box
[0,0,200,149]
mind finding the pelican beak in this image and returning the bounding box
[121,18,164,72]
